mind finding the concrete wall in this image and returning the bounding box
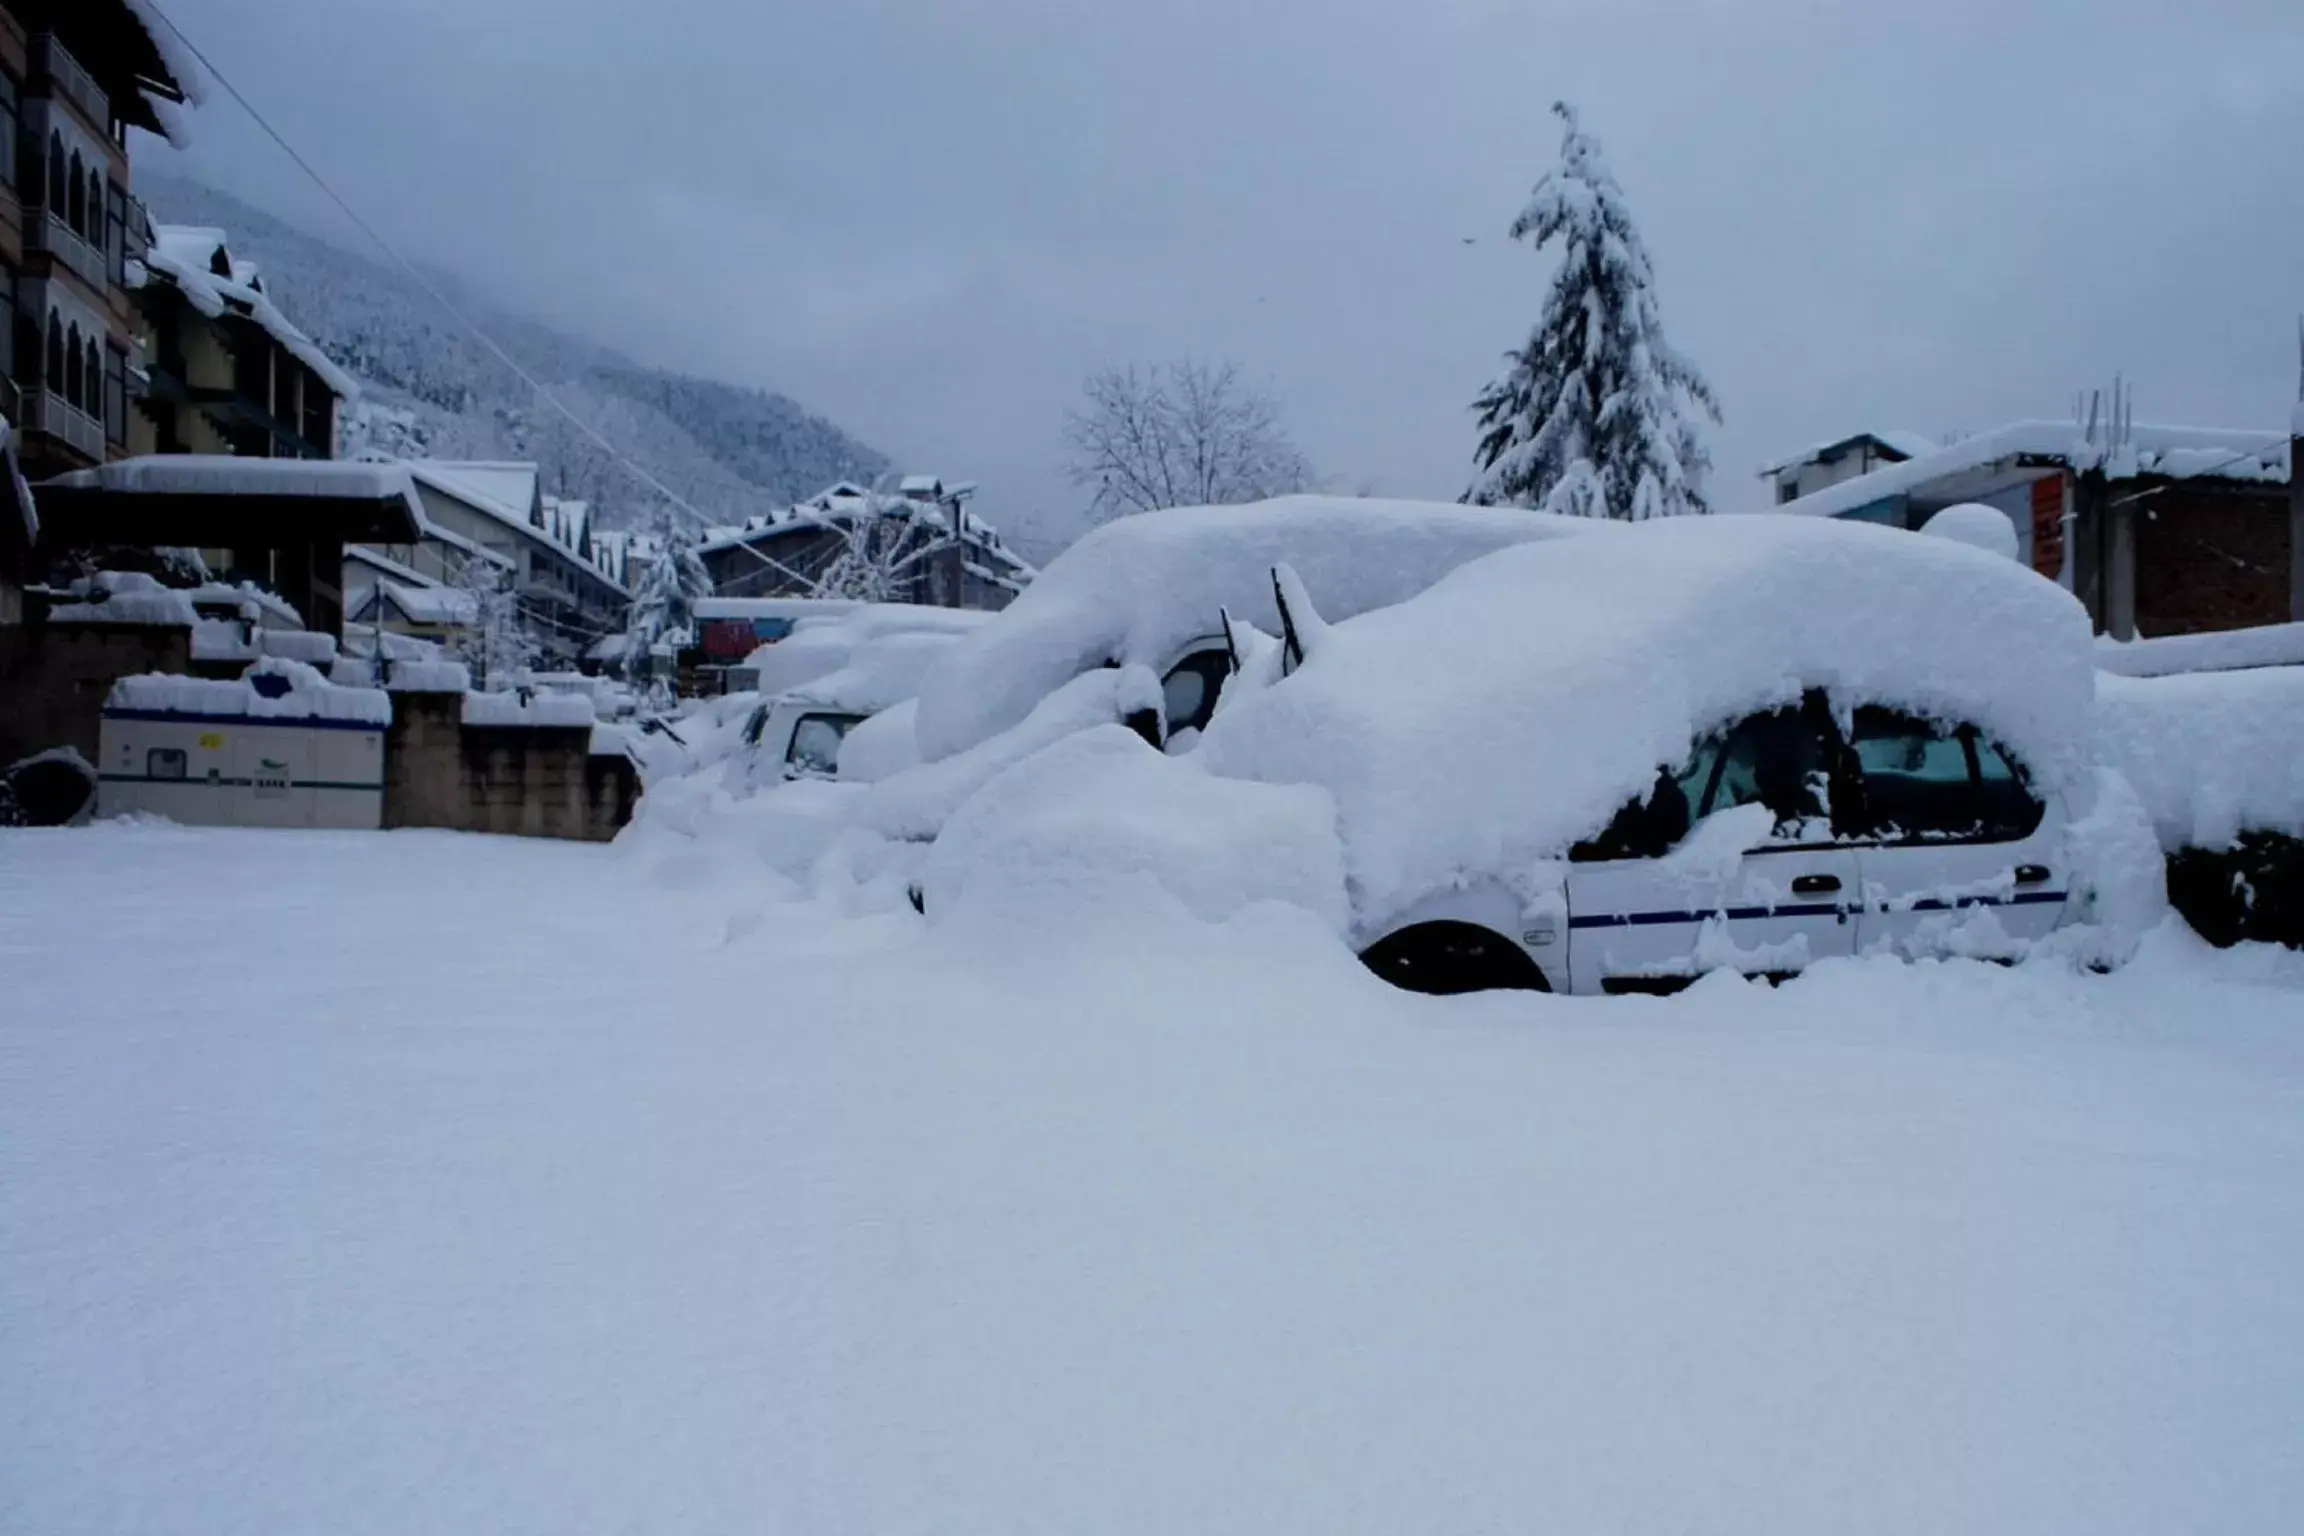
[0,618,192,767]
[382,690,638,842]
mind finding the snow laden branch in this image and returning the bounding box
[1467,102,1721,520]
[795,485,960,603]
[1063,360,1312,522]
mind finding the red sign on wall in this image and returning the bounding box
[2030,475,2065,578]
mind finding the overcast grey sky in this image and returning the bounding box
[146,0,2303,540]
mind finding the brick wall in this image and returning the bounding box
[0,619,192,767]
[2132,484,2291,637]
[383,691,638,842]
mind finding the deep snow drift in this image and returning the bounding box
[4,824,2304,1535]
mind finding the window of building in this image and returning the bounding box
[106,182,127,284]
[45,134,62,212]
[104,344,126,444]
[44,309,62,392]
[84,337,102,418]
[88,167,104,246]
[65,150,85,236]
[0,71,18,187]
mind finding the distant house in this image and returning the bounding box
[696,477,1033,611]
[390,461,629,665]
[1765,419,2296,639]
[1759,431,1937,505]
[130,225,353,460]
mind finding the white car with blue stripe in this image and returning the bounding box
[1196,513,2155,996]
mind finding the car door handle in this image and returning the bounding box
[2013,864,2052,886]
[1791,873,1842,895]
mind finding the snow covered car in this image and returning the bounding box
[910,495,1606,761]
[731,623,983,791]
[1198,514,2154,995]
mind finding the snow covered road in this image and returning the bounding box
[5,824,2303,1533]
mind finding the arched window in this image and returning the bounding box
[64,324,83,407]
[86,339,103,415]
[46,135,63,212]
[44,311,62,390]
[66,151,85,234]
[89,169,105,244]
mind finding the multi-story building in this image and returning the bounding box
[696,476,1033,610]
[356,461,628,666]
[131,224,352,460]
[0,0,189,482]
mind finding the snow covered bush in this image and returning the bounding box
[1467,102,1720,519]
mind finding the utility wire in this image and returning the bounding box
[137,0,825,595]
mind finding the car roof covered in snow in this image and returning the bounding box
[778,630,979,717]
[1197,514,2097,926]
[746,604,993,699]
[911,495,1606,762]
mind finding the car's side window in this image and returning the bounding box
[788,714,861,777]
[1699,708,1832,838]
[1569,707,1830,863]
[1847,707,2043,842]
[1160,646,1233,737]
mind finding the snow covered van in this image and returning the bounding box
[1197,514,2156,995]
[909,495,1608,762]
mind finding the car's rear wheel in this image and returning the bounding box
[1359,921,1551,996]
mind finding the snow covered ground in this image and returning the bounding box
[6,822,2304,1533]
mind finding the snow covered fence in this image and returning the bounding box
[383,687,638,843]
[0,597,195,769]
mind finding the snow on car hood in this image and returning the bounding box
[911,495,1604,762]
[1198,514,2098,925]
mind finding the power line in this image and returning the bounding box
[136,0,826,596]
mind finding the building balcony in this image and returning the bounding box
[26,209,110,296]
[22,389,106,462]
[30,34,111,134]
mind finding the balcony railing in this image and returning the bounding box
[27,210,110,294]
[22,389,105,462]
[30,34,111,132]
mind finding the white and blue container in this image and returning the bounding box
[98,660,391,829]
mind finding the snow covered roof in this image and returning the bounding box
[43,570,198,627]
[1197,515,2098,928]
[359,581,480,628]
[1771,421,2291,521]
[344,544,444,589]
[406,461,624,593]
[1756,430,1937,478]
[107,657,391,727]
[693,479,1029,569]
[138,227,357,402]
[912,495,1610,763]
[47,454,420,505]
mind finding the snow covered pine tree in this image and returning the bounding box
[622,531,713,689]
[1467,103,1721,519]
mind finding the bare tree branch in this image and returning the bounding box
[1062,360,1312,522]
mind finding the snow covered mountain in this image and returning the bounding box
[133,173,889,530]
